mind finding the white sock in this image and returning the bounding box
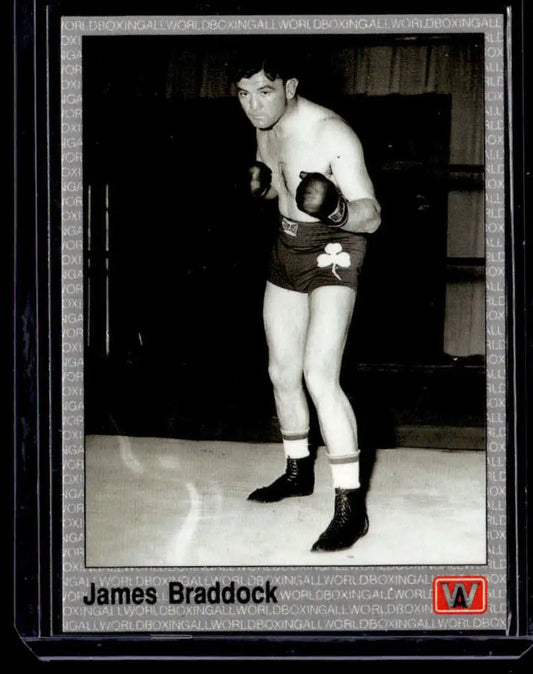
[281,429,310,459]
[328,451,361,489]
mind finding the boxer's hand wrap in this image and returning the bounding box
[249,161,272,198]
[296,171,349,228]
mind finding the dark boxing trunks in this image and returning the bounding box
[268,216,367,294]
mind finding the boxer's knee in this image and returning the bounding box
[303,359,338,404]
[268,359,303,396]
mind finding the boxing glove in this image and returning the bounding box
[249,161,272,198]
[296,171,349,227]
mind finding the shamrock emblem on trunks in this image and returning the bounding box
[316,243,351,280]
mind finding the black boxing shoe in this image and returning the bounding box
[248,456,315,502]
[311,488,369,552]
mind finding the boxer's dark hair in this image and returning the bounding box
[231,48,300,83]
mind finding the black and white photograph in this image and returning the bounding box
[80,29,489,569]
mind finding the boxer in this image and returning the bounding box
[235,53,381,552]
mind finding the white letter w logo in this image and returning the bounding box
[441,582,479,609]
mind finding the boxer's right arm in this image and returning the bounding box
[249,148,278,200]
[249,161,273,198]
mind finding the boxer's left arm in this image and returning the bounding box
[318,118,381,234]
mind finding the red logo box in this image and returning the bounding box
[433,576,488,614]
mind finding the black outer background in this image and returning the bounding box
[11,0,532,665]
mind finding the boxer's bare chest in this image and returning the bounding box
[258,122,334,199]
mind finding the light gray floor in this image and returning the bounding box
[85,436,486,567]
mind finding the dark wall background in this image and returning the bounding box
[83,35,485,448]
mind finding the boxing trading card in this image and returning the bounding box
[13,0,531,662]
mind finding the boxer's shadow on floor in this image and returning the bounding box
[357,397,397,494]
[307,394,395,496]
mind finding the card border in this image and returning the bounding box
[12,0,532,662]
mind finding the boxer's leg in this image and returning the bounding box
[263,281,309,436]
[304,285,358,468]
[248,281,314,502]
[303,285,368,551]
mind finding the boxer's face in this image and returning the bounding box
[237,70,297,130]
